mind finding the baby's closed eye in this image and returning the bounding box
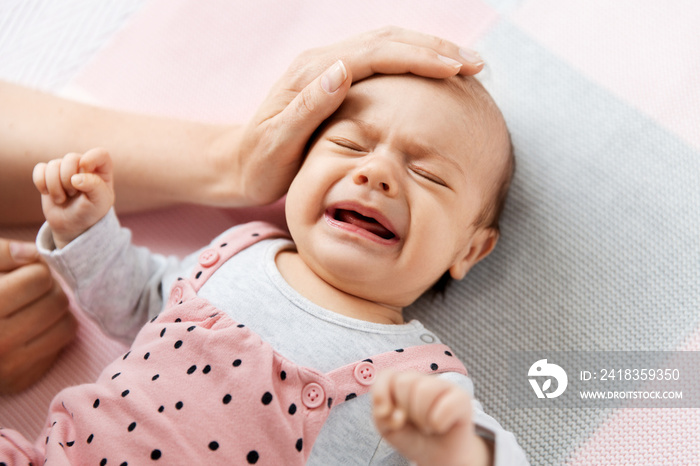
[329,137,367,153]
[409,165,448,187]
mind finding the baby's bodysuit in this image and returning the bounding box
[17,209,527,465]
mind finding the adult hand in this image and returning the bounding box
[216,26,485,205]
[0,239,76,394]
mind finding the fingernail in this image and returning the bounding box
[459,48,484,67]
[437,54,463,69]
[72,174,84,186]
[10,241,38,263]
[321,60,347,94]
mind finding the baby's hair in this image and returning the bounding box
[430,75,515,295]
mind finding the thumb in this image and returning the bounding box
[71,173,113,205]
[0,239,39,271]
[281,60,352,137]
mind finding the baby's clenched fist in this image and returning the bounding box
[33,148,115,249]
[372,370,492,466]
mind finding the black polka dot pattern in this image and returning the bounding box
[247,450,259,464]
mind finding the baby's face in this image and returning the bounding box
[285,75,502,308]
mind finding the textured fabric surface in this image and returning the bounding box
[1,1,698,464]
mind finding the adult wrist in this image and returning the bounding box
[201,124,251,207]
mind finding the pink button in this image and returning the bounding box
[353,361,376,386]
[169,284,184,306]
[198,249,220,267]
[301,383,325,409]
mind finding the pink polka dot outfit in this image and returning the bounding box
[0,222,468,465]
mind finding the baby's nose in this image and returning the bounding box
[352,152,400,197]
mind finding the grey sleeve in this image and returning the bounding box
[37,208,187,344]
[370,372,530,466]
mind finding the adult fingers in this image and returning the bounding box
[0,262,55,318]
[0,238,39,271]
[363,26,484,75]
[281,27,483,91]
[0,311,76,394]
[0,351,60,394]
[0,280,69,352]
[261,27,483,116]
[338,32,482,82]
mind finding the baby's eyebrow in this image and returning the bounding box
[339,118,464,175]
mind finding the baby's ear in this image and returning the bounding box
[448,228,499,280]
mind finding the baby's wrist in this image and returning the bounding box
[52,229,83,250]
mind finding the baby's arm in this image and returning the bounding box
[372,370,493,466]
[32,148,180,343]
[32,148,114,249]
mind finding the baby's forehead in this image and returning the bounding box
[340,74,497,131]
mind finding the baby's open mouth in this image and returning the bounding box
[331,208,396,240]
